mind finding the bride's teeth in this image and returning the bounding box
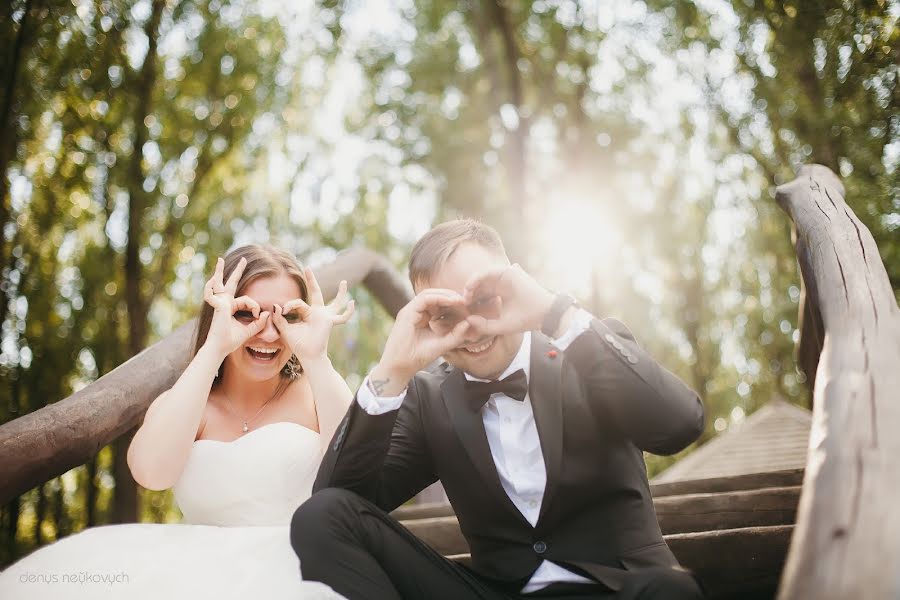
[247,346,279,361]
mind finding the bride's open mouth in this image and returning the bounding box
[246,346,281,362]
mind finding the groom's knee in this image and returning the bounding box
[290,488,365,552]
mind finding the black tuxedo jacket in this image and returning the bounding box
[314,317,704,592]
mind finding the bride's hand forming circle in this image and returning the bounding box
[202,256,271,359]
[272,267,355,361]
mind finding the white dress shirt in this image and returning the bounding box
[357,309,596,593]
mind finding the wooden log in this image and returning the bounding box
[0,322,195,507]
[400,487,799,555]
[0,248,412,505]
[774,165,900,599]
[446,526,794,600]
[312,247,412,317]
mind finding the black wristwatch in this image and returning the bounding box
[541,293,577,337]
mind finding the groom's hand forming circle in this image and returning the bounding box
[462,264,555,337]
[376,289,471,386]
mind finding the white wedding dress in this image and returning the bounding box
[0,422,344,599]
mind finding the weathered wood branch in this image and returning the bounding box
[0,247,411,505]
[774,165,900,599]
[311,247,412,317]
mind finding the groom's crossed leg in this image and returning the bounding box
[291,488,501,600]
[290,488,701,600]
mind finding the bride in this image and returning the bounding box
[0,244,353,599]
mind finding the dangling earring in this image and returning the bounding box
[281,354,302,380]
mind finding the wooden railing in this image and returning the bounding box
[774,165,900,599]
[0,247,412,505]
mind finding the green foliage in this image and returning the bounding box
[648,0,899,290]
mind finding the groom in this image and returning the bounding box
[292,220,705,599]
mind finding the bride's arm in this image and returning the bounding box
[301,356,352,453]
[127,345,222,491]
[272,268,355,455]
[128,256,265,491]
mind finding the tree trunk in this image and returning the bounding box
[0,0,37,335]
[34,483,45,544]
[85,456,97,527]
[117,0,166,524]
[4,497,20,563]
[51,477,64,539]
[483,0,530,264]
[112,431,138,524]
[125,0,165,358]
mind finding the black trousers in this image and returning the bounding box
[291,488,703,600]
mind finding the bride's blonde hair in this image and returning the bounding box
[193,244,309,388]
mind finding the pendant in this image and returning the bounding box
[242,422,249,433]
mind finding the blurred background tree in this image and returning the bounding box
[0,0,896,566]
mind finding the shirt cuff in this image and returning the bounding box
[356,374,407,415]
[550,308,594,351]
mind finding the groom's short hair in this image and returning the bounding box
[409,219,506,288]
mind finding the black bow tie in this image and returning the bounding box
[464,369,528,411]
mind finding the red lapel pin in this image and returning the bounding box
[547,350,558,358]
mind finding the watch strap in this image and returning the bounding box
[541,293,577,337]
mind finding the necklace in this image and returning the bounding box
[220,384,283,434]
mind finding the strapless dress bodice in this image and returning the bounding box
[174,422,323,527]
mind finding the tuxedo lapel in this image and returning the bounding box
[441,369,530,526]
[530,334,565,523]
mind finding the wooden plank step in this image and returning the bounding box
[650,469,804,497]
[667,525,793,599]
[447,525,793,600]
[391,469,805,521]
[392,502,453,521]
[401,516,466,555]
[399,486,800,554]
[654,485,800,534]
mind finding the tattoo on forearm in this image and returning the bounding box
[367,376,390,397]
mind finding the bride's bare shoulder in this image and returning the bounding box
[196,391,230,440]
[280,378,319,432]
